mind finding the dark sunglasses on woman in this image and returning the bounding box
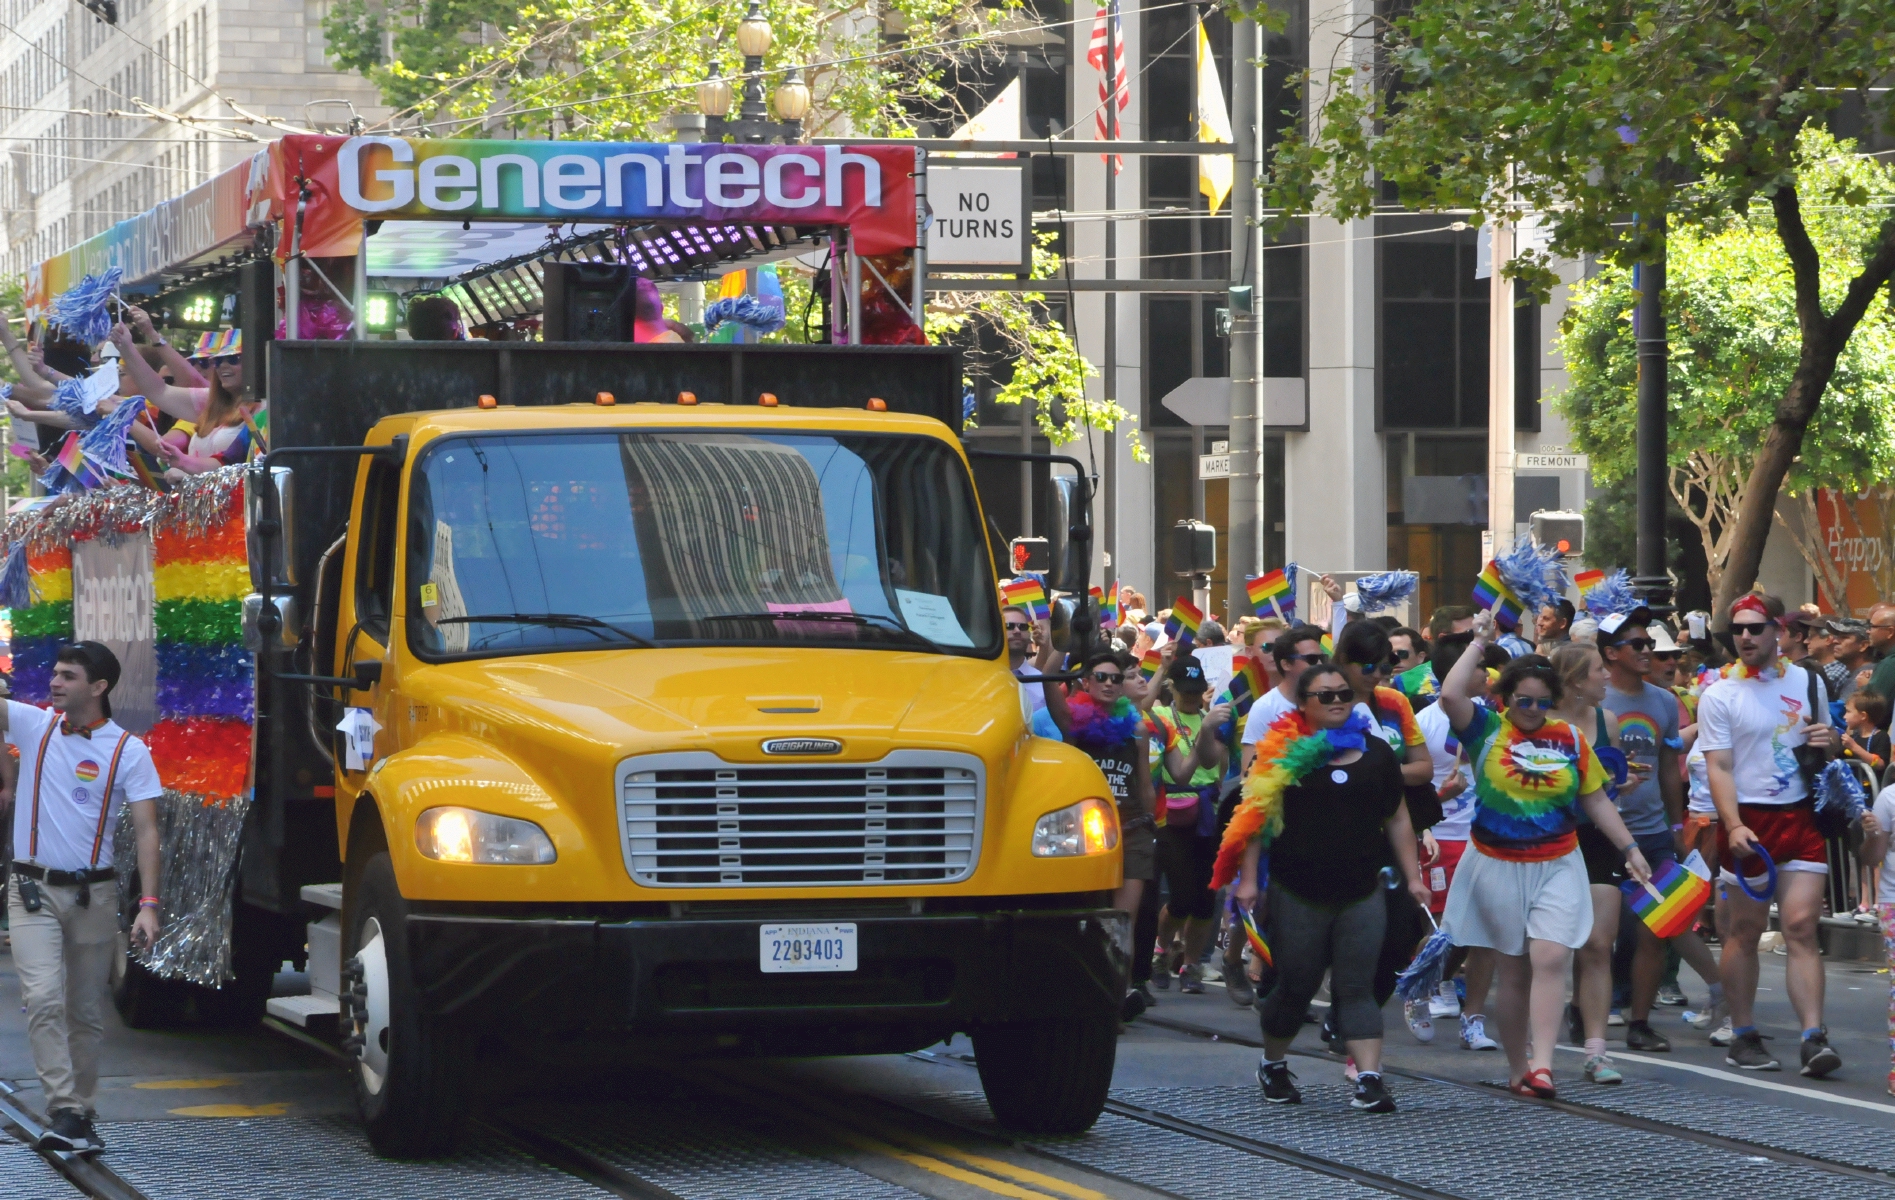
[1509,695,1556,711]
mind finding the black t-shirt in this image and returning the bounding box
[1090,737,1140,817]
[1268,738,1404,906]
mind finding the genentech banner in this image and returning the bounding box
[268,135,920,259]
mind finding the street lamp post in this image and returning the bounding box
[672,1,808,144]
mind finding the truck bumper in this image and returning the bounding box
[403,904,1128,1055]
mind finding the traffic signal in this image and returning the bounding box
[1531,510,1586,556]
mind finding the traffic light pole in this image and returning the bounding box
[1633,225,1672,613]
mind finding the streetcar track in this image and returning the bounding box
[1137,1013,1895,1188]
[478,1115,692,1200]
[0,1081,155,1200]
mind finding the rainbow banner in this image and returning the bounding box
[1621,853,1713,939]
[1164,598,1204,653]
[1572,568,1605,592]
[1139,647,1164,680]
[1000,577,1049,621]
[1472,561,1526,631]
[1247,567,1294,619]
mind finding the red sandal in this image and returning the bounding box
[1510,1068,1556,1099]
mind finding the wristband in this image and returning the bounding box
[138,895,160,909]
[1670,823,1684,833]
[1619,842,1637,856]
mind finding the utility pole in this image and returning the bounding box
[1102,5,1120,581]
[1225,7,1263,620]
[1486,216,1516,558]
[1633,223,1671,610]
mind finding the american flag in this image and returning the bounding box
[1087,0,1129,172]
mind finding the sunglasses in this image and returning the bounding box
[1090,671,1124,684]
[1004,621,1032,632]
[1352,659,1394,675]
[1653,651,1680,661]
[1730,622,1774,638]
[1392,648,1415,661]
[1280,652,1326,666]
[1508,695,1557,711]
[1615,638,1655,652]
[1309,689,1355,705]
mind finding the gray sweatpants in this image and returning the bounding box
[1257,880,1387,1043]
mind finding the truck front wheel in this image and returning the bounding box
[343,852,467,1157]
[972,1008,1117,1134]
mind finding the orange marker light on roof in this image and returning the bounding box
[677,391,698,406]
[477,394,498,409]
[758,392,779,407]
[596,391,616,406]
[866,397,887,412]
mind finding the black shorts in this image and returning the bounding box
[1156,824,1217,920]
[1577,823,1626,886]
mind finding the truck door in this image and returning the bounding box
[336,456,401,804]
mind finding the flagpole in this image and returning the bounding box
[1102,0,1121,594]
[1226,4,1263,625]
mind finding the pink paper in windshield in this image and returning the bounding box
[767,598,856,638]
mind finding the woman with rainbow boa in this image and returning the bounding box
[1214,661,1430,1113]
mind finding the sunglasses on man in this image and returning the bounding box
[1730,621,1774,638]
[1004,621,1032,632]
[1090,670,1124,684]
[1652,650,1680,662]
[1279,652,1327,666]
[1614,637,1655,652]
[1351,659,1396,675]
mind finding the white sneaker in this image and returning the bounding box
[1607,1010,1626,1027]
[1460,1013,1499,1051]
[1405,998,1435,1044]
[1686,998,1729,1031]
[1708,1019,1735,1047]
[1429,980,1462,1018]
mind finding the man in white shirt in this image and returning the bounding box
[1698,595,1847,1076]
[1240,626,1327,771]
[6,642,164,1152]
[1006,604,1067,731]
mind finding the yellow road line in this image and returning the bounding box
[167,1102,291,1118]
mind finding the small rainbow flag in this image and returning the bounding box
[1139,647,1163,680]
[1621,853,1712,940]
[1472,562,1526,631]
[1165,598,1204,652]
[1227,655,1266,716]
[1103,580,1120,626]
[1239,907,1274,970]
[1247,567,1295,619]
[1000,577,1049,621]
[1572,567,1605,592]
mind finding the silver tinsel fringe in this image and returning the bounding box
[112,788,251,988]
[5,463,246,555]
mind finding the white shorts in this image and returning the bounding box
[1442,844,1593,956]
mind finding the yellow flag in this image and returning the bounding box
[1196,22,1234,214]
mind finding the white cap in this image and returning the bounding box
[1648,623,1680,653]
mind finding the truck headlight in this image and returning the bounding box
[1031,798,1119,857]
[416,807,557,864]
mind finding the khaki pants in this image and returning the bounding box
[8,874,119,1115]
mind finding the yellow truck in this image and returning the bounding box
[235,340,1125,1154]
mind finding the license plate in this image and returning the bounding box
[759,923,857,973]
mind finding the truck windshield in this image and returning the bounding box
[405,430,1001,659]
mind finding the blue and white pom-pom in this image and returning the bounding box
[0,539,28,610]
[1814,759,1867,821]
[1353,570,1419,614]
[1582,568,1638,617]
[50,376,102,424]
[49,266,123,346]
[78,394,146,479]
[704,294,787,336]
[1493,538,1568,615]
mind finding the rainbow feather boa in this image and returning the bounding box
[1211,709,1372,888]
[1065,692,1142,754]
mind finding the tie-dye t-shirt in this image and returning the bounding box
[1454,706,1608,860]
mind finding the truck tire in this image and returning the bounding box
[972,1009,1117,1134]
[344,852,467,1157]
[112,954,186,1029]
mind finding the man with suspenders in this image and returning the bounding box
[6,642,164,1153]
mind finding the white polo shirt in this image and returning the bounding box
[7,701,163,872]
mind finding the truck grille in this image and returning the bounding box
[618,751,983,887]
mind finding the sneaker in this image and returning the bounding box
[76,1115,102,1153]
[1582,1054,1623,1085]
[1800,1030,1842,1079]
[1687,997,1729,1031]
[1351,1073,1397,1113]
[1320,1014,1337,1047]
[1224,969,1255,1007]
[1460,1013,1499,1051]
[39,1109,89,1152]
[1429,980,1462,1018]
[1120,988,1149,1023]
[1405,998,1436,1044]
[1149,956,1171,990]
[1134,982,1157,1008]
[1726,1030,1780,1071]
[1258,1059,1302,1104]
[1708,1019,1735,1047]
[1607,1010,1626,1027]
[1625,1020,1671,1052]
[1656,983,1687,1007]
[1179,963,1205,995]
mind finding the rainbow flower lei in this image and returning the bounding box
[1211,708,1372,888]
[1064,692,1142,754]
[1723,655,1793,681]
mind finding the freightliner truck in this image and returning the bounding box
[218,339,1123,1155]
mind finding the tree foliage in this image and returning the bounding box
[1557,128,1895,603]
[1263,0,1895,617]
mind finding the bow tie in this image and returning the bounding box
[60,716,108,738]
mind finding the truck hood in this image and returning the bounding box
[413,647,1020,765]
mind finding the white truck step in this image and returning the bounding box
[300,883,343,910]
[265,994,341,1027]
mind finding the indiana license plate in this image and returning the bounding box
[759,923,858,973]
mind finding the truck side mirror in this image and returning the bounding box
[1043,473,1091,595]
[245,466,296,590]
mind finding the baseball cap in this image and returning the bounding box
[1596,606,1653,641]
[1167,656,1209,692]
[62,640,121,691]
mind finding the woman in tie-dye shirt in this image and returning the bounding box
[1436,614,1652,1101]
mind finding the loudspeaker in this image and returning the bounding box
[542,262,633,342]
[239,259,273,400]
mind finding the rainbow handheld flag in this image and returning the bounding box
[1472,562,1526,631]
[1000,577,1050,621]
[1227,655,1266,716]
[1572,567,1606,592]
[1246,566,1295,619]
[1238,907,1274,970]
[1103,580,1120,626]
[1139,647,1164,680]
[1164,598,1205,653]
[1621,852,1713,939]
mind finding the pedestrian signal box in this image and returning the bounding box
[1531,510,1586,556]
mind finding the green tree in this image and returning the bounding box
[1263,0,1895,621]
[1556,129,1895,609]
